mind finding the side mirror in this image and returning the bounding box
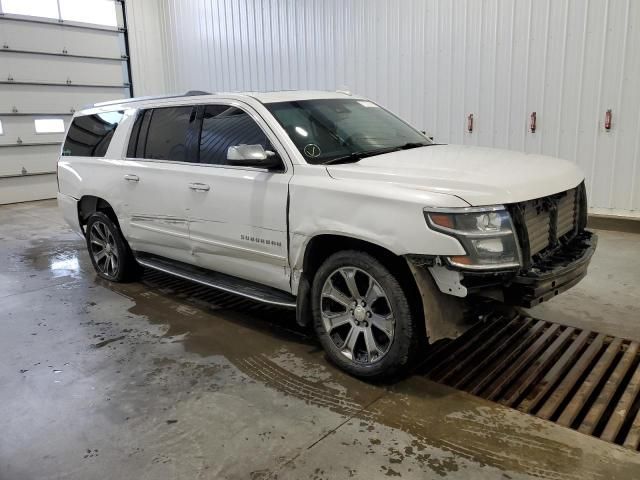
[226,144,281,169]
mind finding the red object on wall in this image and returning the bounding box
[467,113,474,133]
[530,112,537,133]
[605,109,612,130]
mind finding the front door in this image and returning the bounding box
[187,103,292,292]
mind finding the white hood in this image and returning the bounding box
[326,144,584,206]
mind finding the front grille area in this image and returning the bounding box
[510,184,585,266]
[522,199,552,256]
[556,189,579,237]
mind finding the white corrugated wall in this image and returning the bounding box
[125,0,168,96]
[127,0,640,216]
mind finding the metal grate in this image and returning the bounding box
[422,314,640,451]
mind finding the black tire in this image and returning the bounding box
[311,250,420,379]
[85,212,140,282]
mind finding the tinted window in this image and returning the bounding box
[143,106,197,161]
[199,105,269,165]
[62,111,124,157]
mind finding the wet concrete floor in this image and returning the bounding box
[1,199,639,479]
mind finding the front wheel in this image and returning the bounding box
[85,212,139,282]
[311,250,420,379]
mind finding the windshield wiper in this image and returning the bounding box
[322,142,431,165]
[323,147,396,165]
[398,141,432,150]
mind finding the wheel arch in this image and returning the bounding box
[77,195,120,233]
[295,234,424,329]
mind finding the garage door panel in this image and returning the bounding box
[0,85,129,114]
[0,173,57,204]
[0,116,68,146]
[0,145,60,177]
[1,52,126,85]
[0,4,129,204]
[0,20,123,58]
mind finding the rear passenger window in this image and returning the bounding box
[143,107,197,161]
[199,105,269,165]
[62,111,123,157]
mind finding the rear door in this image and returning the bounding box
[187,103,293,292]
[119,105,200,264]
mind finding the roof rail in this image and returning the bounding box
[87,90,213,109]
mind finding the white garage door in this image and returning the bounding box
[0,0,132,204]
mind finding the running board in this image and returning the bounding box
[135,254,297,309]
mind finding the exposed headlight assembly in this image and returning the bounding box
[424,206,522,270]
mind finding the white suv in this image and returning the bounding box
[57,90,596,378]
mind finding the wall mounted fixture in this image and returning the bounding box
[605,109,612,130]
[467,113,474,133]
[530,112,537,133]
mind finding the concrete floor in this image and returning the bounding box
[1,199,639,480]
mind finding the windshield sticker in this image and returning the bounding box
[303,143,321,158]
[357,101,379,108]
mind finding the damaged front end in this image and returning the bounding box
[409,183,597,341]
[457,230,597,306]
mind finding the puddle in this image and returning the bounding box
[18,240,86,279]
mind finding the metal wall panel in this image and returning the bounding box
[0,173,58,203]
[0,84,129,113]
[0,145,61,176]
[130,0,639,215]
[0,20,123,58]
[0,115,68,147]
[125,0,168,96]
[0,52,126,85]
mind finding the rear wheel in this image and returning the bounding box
[85,212,139,282]
[311,250,420,379]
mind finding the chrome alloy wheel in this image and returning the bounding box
[89,221,119,278]
[320,267,395,364]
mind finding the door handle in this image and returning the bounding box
[188,182,210,192]
[124,174,139,182]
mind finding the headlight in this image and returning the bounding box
[424,206,522,270]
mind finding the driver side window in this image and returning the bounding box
[199,105,270,165]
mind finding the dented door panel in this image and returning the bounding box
[118,161,195,265]
[189,166,291,291]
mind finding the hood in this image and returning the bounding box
[325,144,584,206]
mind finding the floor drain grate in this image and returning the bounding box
[422,314,640,451]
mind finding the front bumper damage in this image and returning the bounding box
[504,230,597,307]
[406,230,597,341]
[447,230,598,308]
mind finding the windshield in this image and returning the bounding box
[266,99,432,165]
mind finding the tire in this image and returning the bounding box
[311,250,420,379]
[85,212,139,282]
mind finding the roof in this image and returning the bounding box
[241,90,358,103]
[89,89,359,110]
